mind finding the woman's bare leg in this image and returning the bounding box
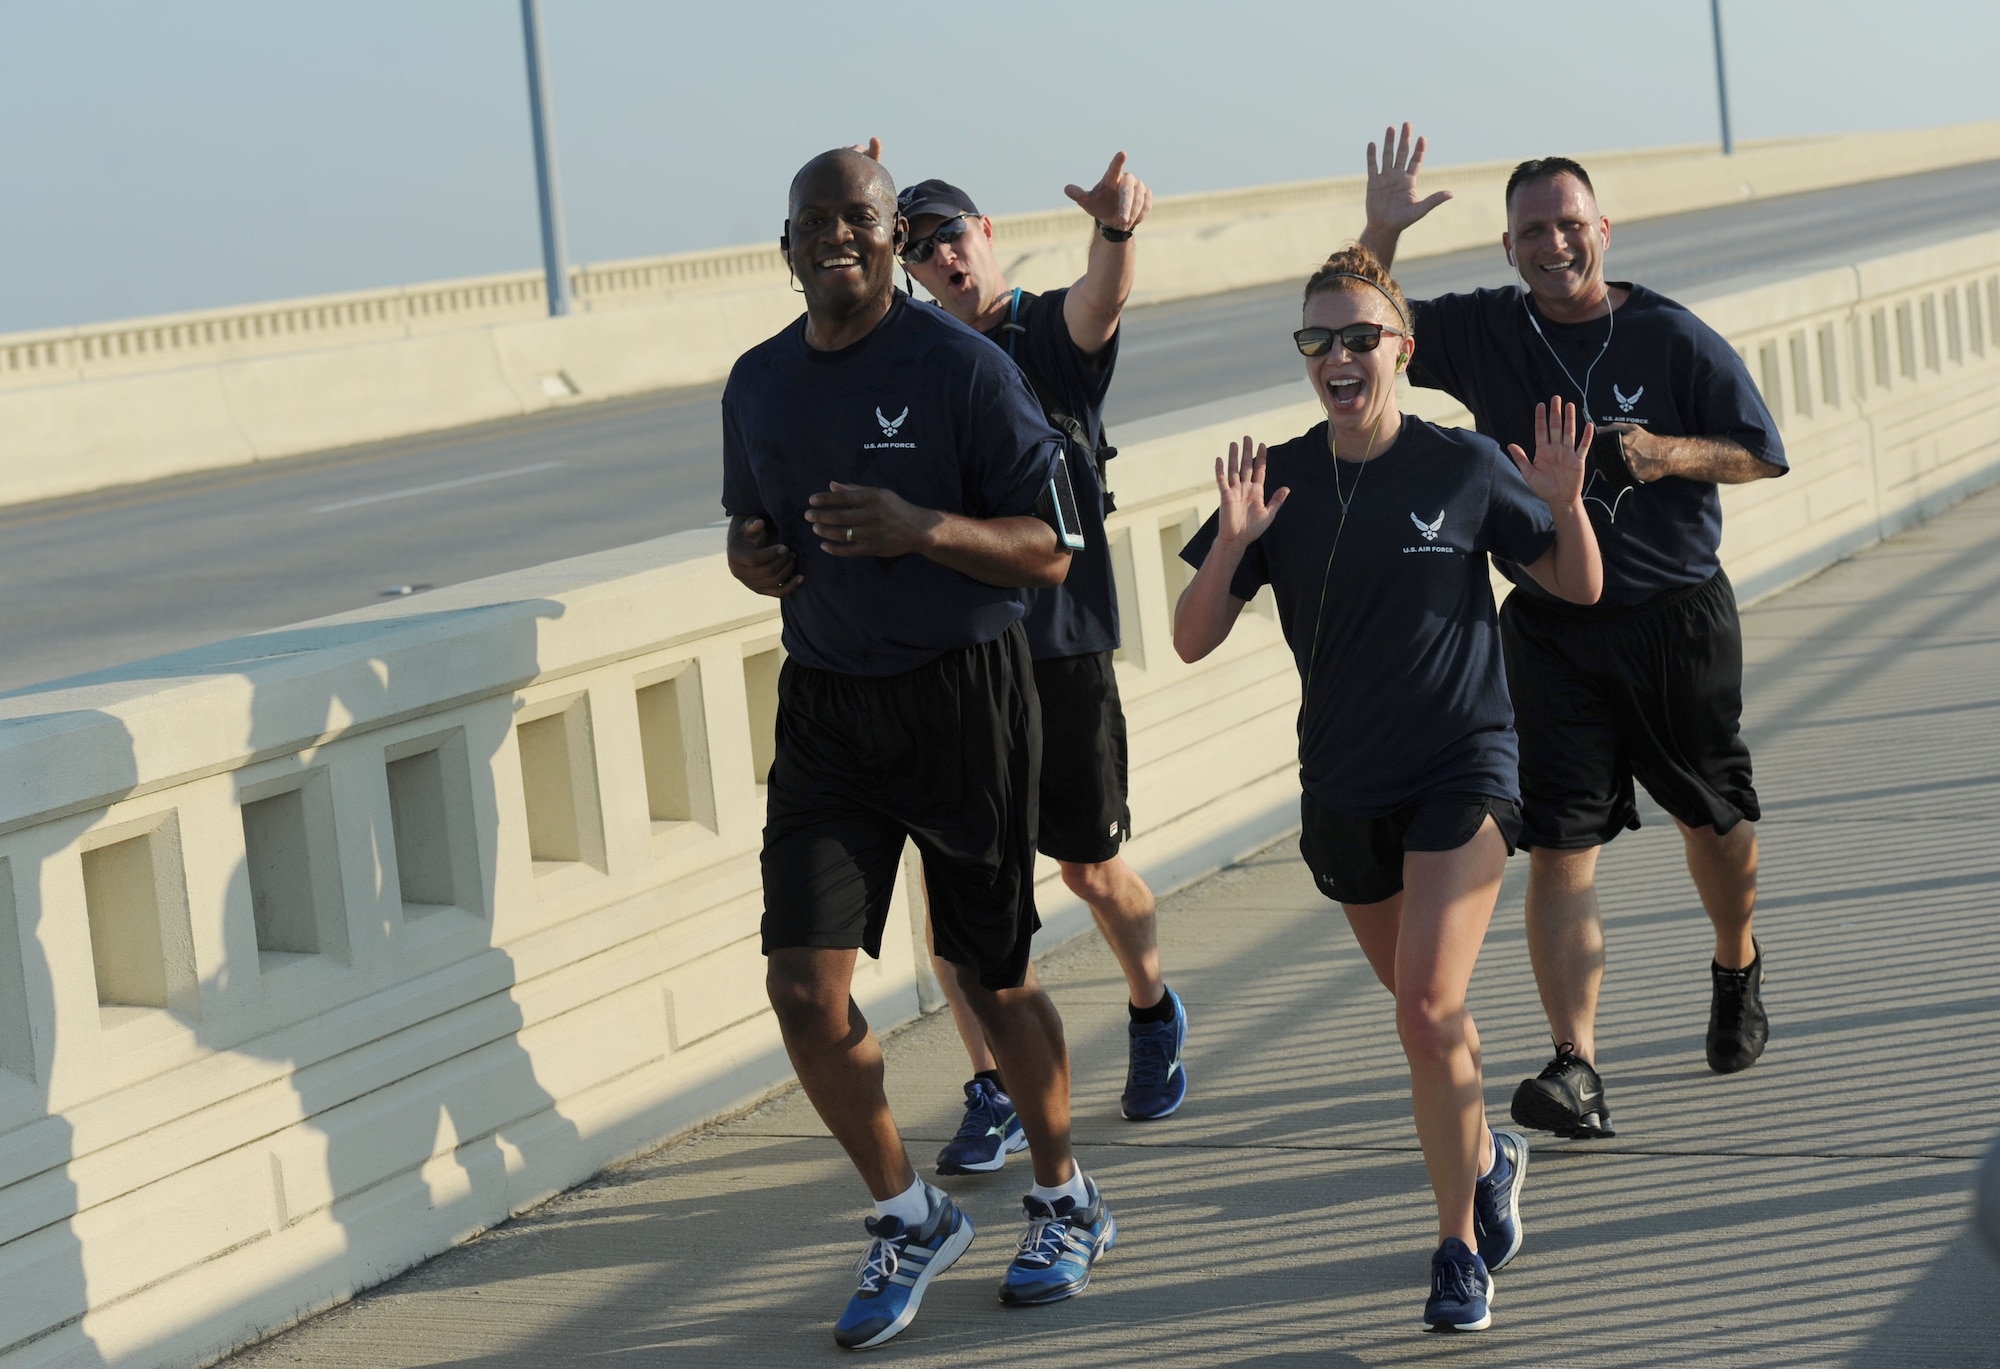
[1341,819,1507,1247]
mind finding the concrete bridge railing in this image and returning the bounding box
[1,227,1998,1368]
[3,120,1999,509]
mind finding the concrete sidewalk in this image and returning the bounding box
[228,484,2000,1369]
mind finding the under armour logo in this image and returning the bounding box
[1410,510,1444,542]
[1613,383,1643,413]
[876,406,909,437]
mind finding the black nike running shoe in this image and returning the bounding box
[1510,1042,1615,1138]
[1707,942,1769,1074]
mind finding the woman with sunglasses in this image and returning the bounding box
[1173,245,1601,1332]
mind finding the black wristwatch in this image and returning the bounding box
[1095,219,1134,243]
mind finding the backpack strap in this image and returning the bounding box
[1000,290,1120,512]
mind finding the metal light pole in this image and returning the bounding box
[520,0,572,316]
[1709,0,1735,156]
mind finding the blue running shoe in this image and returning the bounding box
[1473,1128,1529,1272]
[998,1175,1116,1306]
[1424,1237,1493,1333]
[935,1078,1029,1175]
[833,1183,975,1350]
[1122,987,1189,1120]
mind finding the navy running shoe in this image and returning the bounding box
[833,1183,975,1351]
[998,1175,1117,1305]
[1423,1237,1493,1333]
[935,1078,1029,1175]
[1473,1128,1529,1272]
[1122,987,1189,1120]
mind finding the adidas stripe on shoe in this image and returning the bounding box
[834,1183,974,1350]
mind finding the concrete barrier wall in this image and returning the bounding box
[4,122,1999,508]
[1,229,1998,1368]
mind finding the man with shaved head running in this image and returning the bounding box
[723,148,1116,1351]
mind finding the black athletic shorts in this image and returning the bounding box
[760,623,1042,991]
[1501,569,1760,851]
[1299,792,1522,906]
[1032,650,1131,865]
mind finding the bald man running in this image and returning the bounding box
[724,148,1116,1350]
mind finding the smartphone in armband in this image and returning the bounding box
[1043,453,1087,550]
[1588,429,1642,492]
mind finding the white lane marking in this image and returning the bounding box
[311,461,568,514]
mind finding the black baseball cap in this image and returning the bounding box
[896,179,980,222]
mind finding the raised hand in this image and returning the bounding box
[1507,396,1593,510]
[1365,122,1452,233]
[1215,436,1289,545]
[1064,151,1153,234]
[852,136,883,161]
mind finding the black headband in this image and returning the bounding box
[1321,271,1411,335]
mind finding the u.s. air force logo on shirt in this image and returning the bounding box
[864,403,916,451]
[1403,510,1455,554]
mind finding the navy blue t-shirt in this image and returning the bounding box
[979,288,1120,660]
[1408,283,1786,607]
[721,294,1063,676]
[1180,418,1556,816]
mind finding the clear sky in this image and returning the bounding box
[2,0,1996,333]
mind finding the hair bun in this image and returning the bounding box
[1303,244,1411,336]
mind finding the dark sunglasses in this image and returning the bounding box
[1293,323,1405,356]
[900,214,976,264]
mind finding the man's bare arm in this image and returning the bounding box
[922,512,1071,587]
[1062,151,1152,356]
[1614,429,1784,485]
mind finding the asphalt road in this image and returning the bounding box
[7,159,2000,693]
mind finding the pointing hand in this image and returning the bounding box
[1064,151,1153,234]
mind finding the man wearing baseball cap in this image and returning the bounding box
[888,155,1191,1171]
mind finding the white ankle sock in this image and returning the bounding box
[1029,1170,1090,1208]
[874,1177,929,1227]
